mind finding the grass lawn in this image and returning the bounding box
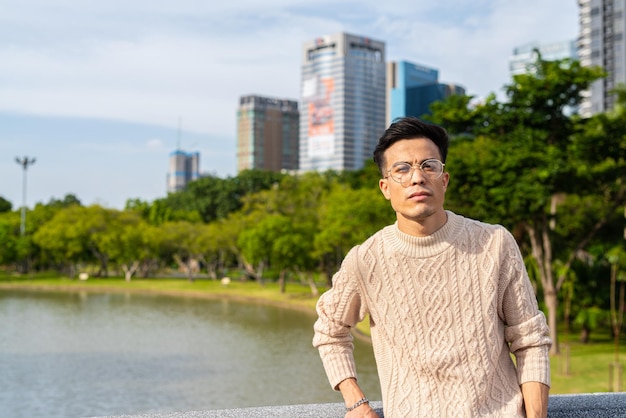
[0,270,325,313]
[2,270,625,395]
[550,334,626,394]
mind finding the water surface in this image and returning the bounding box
[0,289,381,418]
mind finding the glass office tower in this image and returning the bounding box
[386,60,465,125]
[509,40,578,76]
[578,0,626,116]
[299,32,386,172]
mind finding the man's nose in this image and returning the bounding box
[409,164,426,184]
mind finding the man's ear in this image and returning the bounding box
[442,172,450,192]
[379,178,391,200]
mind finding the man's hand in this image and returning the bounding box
[338,378,381,418]
[521,381,549,418]
[345,403,380,418]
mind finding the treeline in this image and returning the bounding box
[0,164,390,288]
[1,55,625,354]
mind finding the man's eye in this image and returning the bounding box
[394,165,410,174]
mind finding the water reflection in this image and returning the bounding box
[0,290,381,418]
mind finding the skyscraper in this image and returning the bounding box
[166,150,200,193]
[236,95,299,172]
[299,32,386,172]
[509,40,578,76]
[578,0,626,116]
[386,60,465,125]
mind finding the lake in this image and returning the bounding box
[0,289,381,418]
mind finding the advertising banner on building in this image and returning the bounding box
[303,76,334,157]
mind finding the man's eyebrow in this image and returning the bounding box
[391,158,438,165]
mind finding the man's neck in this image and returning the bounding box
[397,210,448,237]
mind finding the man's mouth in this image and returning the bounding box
[408,190,430,200]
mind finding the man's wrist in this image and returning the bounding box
[346,397,369,412]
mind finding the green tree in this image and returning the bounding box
[229,171,331,286]
[33,206,94,275]
[98,211,151,281]
[0,195,12,213]
[0,211,20,266]
[196,220,236,280]
[157,221,207,282]
[314,183,393,285]
[165,169,286,223]
[127,197,202,225]
[46,194,82,208]
[430,55,613,354]
[237,213,278,285]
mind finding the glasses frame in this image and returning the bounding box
[385,159,446,186]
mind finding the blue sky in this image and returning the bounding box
[0,0,579,209]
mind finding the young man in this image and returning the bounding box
[313,117,551,417]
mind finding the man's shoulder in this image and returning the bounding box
[344,224,393,264]
[449,211,516,249]
[360,224,394,251]
[450,211,507,234]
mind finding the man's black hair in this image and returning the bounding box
[373,116,449,176]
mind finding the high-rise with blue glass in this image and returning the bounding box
[386,61,465,126]
[299,32,386,172]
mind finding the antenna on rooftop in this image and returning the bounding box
[177,116,182,150]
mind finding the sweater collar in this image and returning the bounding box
[384,210,462,258]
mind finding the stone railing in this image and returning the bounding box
[101,393,626,417]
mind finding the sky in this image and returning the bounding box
[0,0,580,210]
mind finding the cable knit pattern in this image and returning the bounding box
[313,211,551,418]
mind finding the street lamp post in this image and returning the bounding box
[15,156,36,236]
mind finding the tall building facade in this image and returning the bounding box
[299,32,386,172]
[386,61,465,125]
[237,95,299,172]
[167,150,200,193]
[509,40,578,76]
[578,0,626,116]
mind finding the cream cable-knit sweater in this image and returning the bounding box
[313,211,551,417]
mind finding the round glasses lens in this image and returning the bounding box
[390,163,411,182]
[389,160,444,184]
[421,160,443,176]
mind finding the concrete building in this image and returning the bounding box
[509,40,578,76]
[299,32,386,172]
[236,95,299,173]
[166,150,200,193]
[386,60,465,125]
[578,0,626,116]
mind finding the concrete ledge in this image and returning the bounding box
[99,393,626,418]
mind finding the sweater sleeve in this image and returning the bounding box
[312,246,368,390]
[498,228,552,387]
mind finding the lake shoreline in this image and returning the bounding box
[0,280,374,343]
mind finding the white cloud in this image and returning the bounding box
[146,139,166,151]
[1,0,579,132]
[0,0,580,132]
[0,0,582,209]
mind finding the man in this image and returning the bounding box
[313,117,551,417]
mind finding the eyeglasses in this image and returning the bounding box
[386,159,445,186]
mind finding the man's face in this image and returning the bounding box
[378,138,449,233]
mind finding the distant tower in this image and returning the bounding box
[386,60,465,125]
[167,151,200,193]
[509,40,578,77]
[578,0,626,116]
[166,120,200,193]
[299,32,386,172]
[236,95,299,172]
